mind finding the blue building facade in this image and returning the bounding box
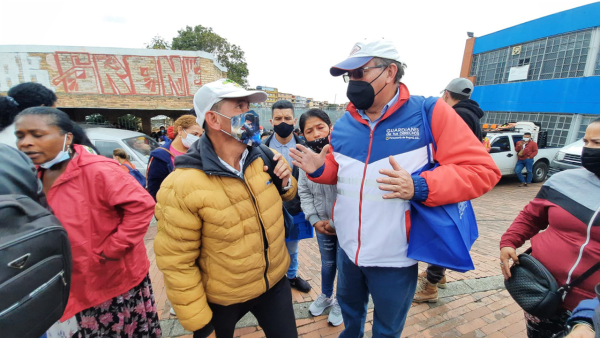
[466,2,600,146]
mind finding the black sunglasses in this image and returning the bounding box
[343,65,386,83]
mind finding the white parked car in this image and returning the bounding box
[84,128,160,177]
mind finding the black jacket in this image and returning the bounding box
[453,99,485,141]
[263,133,305,215]
[0,144,47,207]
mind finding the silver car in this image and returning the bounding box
[85,128,160,177]
[548,139,584,177]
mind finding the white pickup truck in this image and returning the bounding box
[487,122,560,183]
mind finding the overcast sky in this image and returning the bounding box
[1,0,597,103]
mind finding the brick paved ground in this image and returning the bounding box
[147,176,542,337]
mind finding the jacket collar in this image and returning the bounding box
[264,132,306,147]
[175,133,264,178]
[347,82,411,127]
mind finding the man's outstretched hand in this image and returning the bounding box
[289,144,329,175]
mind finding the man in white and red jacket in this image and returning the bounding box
[290,39,501,338]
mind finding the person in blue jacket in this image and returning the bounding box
[147,115,203,200]
[564,284,599,338]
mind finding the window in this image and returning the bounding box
[470,29,593,85]
[123,136,159,161]
[595,50,600,76]
[491,136,511,151]
[94,141,122,158]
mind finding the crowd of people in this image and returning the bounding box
[0,38,598,338]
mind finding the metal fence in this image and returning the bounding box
[481,112,574,146]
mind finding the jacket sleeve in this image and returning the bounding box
[420,98,501,206]
[147,155,171,201]
[307,146,339,185]
[100,165,156,259]
[515,141,523,153]
[566,298,599,327]
[298,169,320,226]
[499,197,550,249]
[154,171,213,333]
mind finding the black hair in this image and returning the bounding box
[447,91,470,102]
[272,100,294,116]
[482,131,488,138]
[245,114,253,121]
[160,125,165,129]
[0,82,57,131]
[16,107,97,152]
[189,108,196,117]
[524,132,532,136]
[299,109,332,133]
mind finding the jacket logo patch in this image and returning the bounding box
[385,127,420,140]
[349,45,361,56]
[458,201,468,220]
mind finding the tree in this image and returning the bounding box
[146,35,171,50]
[171,25,249,87]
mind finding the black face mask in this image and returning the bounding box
[346,67,388,110]
[274,122,294,138]
[582,147,600,177]
[306,136,330,153]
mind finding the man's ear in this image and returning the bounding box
[205,111,220,131]
[387,63,398,84]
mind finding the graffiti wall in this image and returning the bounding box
[0,46,227,100]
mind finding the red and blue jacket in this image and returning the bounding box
[309,83,501,268]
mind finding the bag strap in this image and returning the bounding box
[257,145,285,193]
[158,147,176,157]
[560,261,600,293]
[420,99,437,164]
[122,163,133,171]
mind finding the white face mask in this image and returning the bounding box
[522,137,530,142]
[181,129,200,148]
[40,134,71,169]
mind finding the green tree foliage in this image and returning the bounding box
[171,25,249,87]
[146,35,171,50]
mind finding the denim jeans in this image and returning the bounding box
[286,240,299,279]
[316,232,338,298]
[515,158,534,183]
[337,248,418,338]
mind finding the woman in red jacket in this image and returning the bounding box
[15,107,161,338]
[500,119,600,338]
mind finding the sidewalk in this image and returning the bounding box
[147,177,541,337]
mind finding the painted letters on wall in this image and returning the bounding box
[0,51,208,97]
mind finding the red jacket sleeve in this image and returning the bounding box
[420,98,501,206]
[307,141,339,185]
[515,141,523,152]
[100,165,156,259]
[500,198,549,249]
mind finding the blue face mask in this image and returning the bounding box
[40,134,71,169]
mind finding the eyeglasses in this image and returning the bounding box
[343,65,386,83]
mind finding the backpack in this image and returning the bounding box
[123,163,147,187]
[0,194,73,338]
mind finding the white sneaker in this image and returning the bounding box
[309,294,334,316]
[328,300,343,326]
[170,308,176,316]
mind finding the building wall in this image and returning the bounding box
[0,46,227,110]
[462,3,600,146]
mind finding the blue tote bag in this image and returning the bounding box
[406,100,479,272]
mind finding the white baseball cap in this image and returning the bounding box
[330,39,404,76]
[193,79,267,126]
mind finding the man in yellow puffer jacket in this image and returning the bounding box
[154,79,298,338]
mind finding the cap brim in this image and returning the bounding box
[219,90,268,103]
[330,56,372,76]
